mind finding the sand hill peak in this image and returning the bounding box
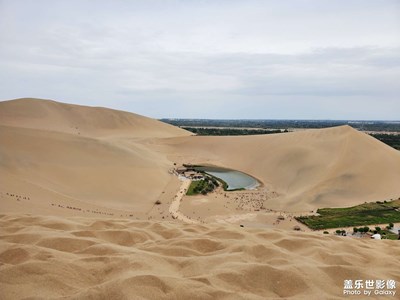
[0,98,190,138]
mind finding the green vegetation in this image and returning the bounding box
[186,175,220,196]
[161,119,400,132]
[296,199,400,230]
[209,174,228,191]
[380,229,398,240]
[351,225,398,240]
[185,170,245,195]
[352,226,370,233]
[186,180,207,196]
[335,229,346,235]
[182,127,284,136]
[161,119,400,150]
[181,127,400,150]
[370,134,400,150]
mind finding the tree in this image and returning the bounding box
[363,226,370,233]
[375,227,381,232]
[335,229,341,235]
[389,222,394,228]
[353,227,358,233]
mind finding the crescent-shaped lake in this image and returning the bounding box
[194,166,260,191]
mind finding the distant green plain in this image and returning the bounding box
[296,199,400,230]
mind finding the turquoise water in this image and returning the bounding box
[195,166,259,191]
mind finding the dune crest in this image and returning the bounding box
[0,98,190,138]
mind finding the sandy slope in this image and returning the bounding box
[0,125,172,212]
[0,98,192,217]
[160,126,400,211]
[0,98,190,138]
[0,214,399,300]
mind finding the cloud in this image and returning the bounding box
[0,0,399,119]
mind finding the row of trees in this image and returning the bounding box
[182,127,285,136]
[333,223,394,235]
[371,134,400,150]
[352,227,371,233]
[353,223,394,233]
[161,119,400,132]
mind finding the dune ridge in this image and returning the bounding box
[0,98,190,138]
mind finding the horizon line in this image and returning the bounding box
[160,118,400,122]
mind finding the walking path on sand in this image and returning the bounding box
[169,179,198,224]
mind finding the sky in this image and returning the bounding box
[0,0,399,120]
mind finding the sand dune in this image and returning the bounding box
[161,125,400,211]
[0,98,190,138]
[0,125,172,213]
[0,99,191,217]
[1,214,399,299]
[1,98,399,216]
[1,98,399,299]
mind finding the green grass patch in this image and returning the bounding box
[380,229,398,240]
[186,180,204,196]
[295,199,400,230]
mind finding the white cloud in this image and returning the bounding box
[0,0,399,119]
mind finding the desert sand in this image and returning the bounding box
[1,215,399,299]
[1,98,399,299]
